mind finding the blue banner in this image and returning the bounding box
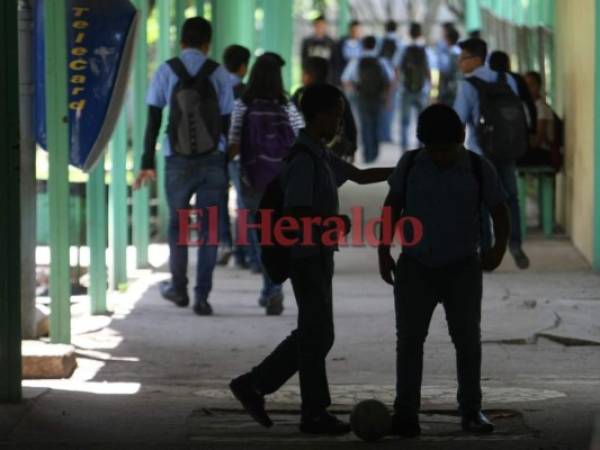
[34,0,138,171]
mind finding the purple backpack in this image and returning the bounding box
[240,99,295,192]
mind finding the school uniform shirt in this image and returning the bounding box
[146,48,234,156]
[341,50,395,84]
[387,148,505,268]
[280,129,354,259]
[228,99,305,146]
[301,35,337,64]
[453,65,519,156]
[342,38,362,62]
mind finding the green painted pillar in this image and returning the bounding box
[338,0,350,37]
[465,0,482,32]
[156,0,170,241]
[86,158,107,314]
[212,0,256,63]
[109,113,128,290]
[132,0,150,268]
[593,0,600,270]
[45,0,71,344]
[175,0,187,40]
[195,0,205,16]
[261,0,293,89]
[0,0,22,403]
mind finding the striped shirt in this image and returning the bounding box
[228,99,305,145]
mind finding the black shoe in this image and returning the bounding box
[217,246,232,266]
[390,414,421,438]
[229,374,273,428]
[300,412,351,435]
[510,246,530,269]
[461,411,494,434]
[265,292,284,316]
[193,299,213,316]
[159,281,189,307]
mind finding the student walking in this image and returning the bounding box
[342,36,394,163]
[333,20,362,86]
[453,38,530,269]
[134,17,233,316]
[378,20,403,143]
[227,53,304,315]
[399,23,431,150]
[379,104,510,437]
[231,84,394,434]
[300,15,337,83]
[436,25,461,106]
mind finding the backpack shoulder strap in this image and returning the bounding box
[465,76,488,92]
[193,58,219,82]
[166,57,191,82]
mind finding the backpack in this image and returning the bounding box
[357,57,388,101]
[379,37,398,62]
[257,146,318,284]
[438,52,459,105]
[466,73,529,161]
[166,57,221,156]
[401,45,428,93]
[240,99,296,192]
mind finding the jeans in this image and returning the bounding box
[357,100,384,163]
[394,254,483,418]
[165,152,227,301]
[250,252,335,417]
[480,159,522,251]
[228,160,257,266]
[242,187,283,300]
[379,88,399,142]
[400,90,427,149]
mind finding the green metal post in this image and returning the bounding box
[338,0,350,37]
[86,157,107,314]
[109,113,128,290]
[261,0,293,89]
[0,0,22,403]
[465,0,482,33]
[45,0,71,344]
[212,0,256,63]
[175,0,187,40]
[593,0,600,270]
[132,0,150,268]
[195,0,205,16]
[156,0,170,241]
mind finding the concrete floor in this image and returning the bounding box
[2,143,600,450]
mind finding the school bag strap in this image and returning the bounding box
[166,57,219,83]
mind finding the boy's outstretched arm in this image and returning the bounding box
[347,166,395,184]
[378,191,402,285]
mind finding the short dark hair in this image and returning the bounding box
[458,37,488,62]
[489,50,510,72]
[468,29,481,39]
[302,57,329,83]
[313,14,326,24]
[385,20,397,33]
[525,71,543,87]
[362,35,377,50]
[299,83,342,122]
[223,45,251,73]
[349,19,361,29]
[181,17,212,47]
[409,22,422,39]
[447,27,460,45]
[417,104,465,145]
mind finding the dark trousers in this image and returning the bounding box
[250,251,335,416]
[357,100,383,163]
[394,254,483,418]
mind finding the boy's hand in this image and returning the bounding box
[378,247,396,285]
[480,246,504,272]
[133,170,156,190]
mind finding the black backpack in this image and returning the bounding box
[466,73,529,161]
[401,45,428,93]
[166,57,221,156]
[257,145,318,284]
[379,37,398,61]
[357,57,388,101]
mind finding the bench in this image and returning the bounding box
[516,166,555,239]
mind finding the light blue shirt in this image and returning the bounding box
[453,65,519,155]
[341,50,395,84]
[146,48,234,155]
[342,38,362,62]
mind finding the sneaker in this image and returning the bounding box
[230,374,273,428]
[390,414,421,438]
[193,299,213,316]
[510,246,530,269]
[265,292,284,316]
[159,281,189,307]
[300,411,351,435]
[217,245,232,266]
[461,411,494,434]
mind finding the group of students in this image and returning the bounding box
[134,15,558,439]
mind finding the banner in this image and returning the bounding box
[35,0,139,172]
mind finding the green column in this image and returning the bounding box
[338,0,350,36]
[45,0,71,344]
[195,0,204,16]
[261,0,293,89]
[593,0,600,270]
[86,158,107,314]
[465,0,482,32]
[109,113,128,290]
[156,0,170,241]
[212,0,256,63]
[132,0,150,268]
[175,0,187,39]
[0,0,22,403]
